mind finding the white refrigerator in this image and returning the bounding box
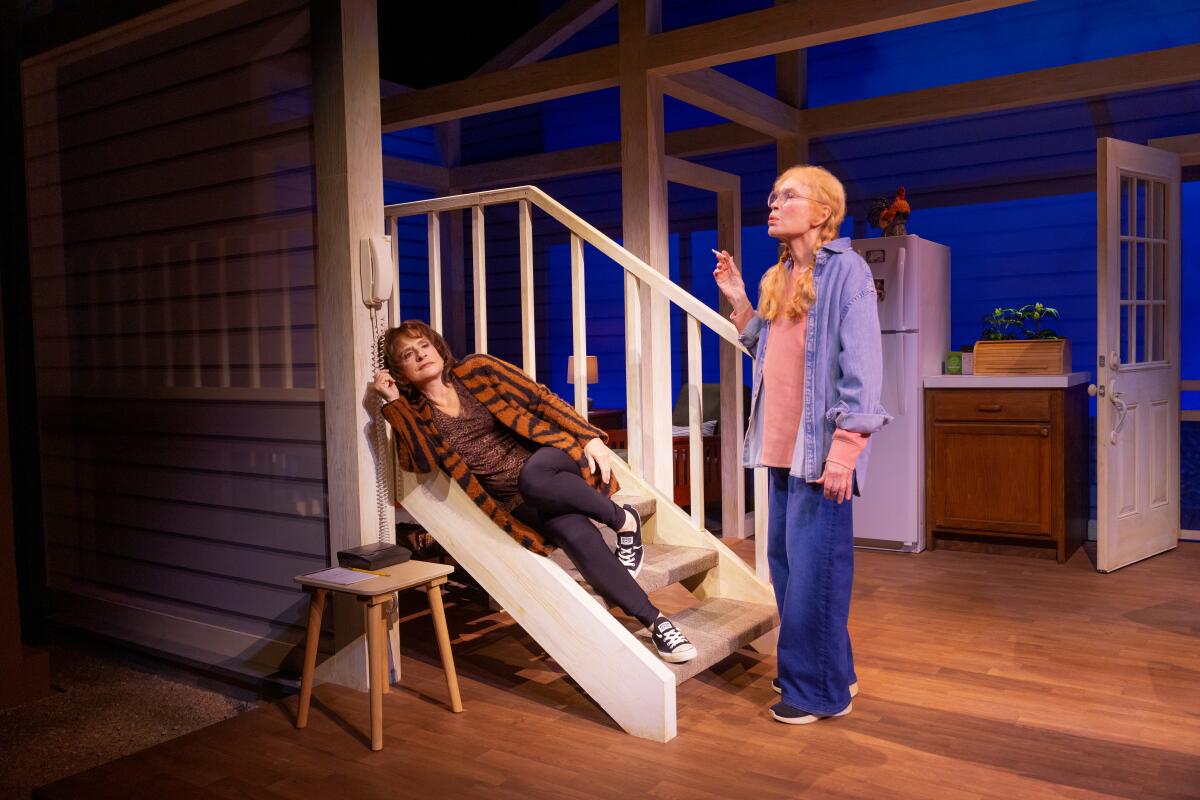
[850,235,950,552]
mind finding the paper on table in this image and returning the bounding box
[303,567,373,585]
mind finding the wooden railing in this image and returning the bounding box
[384,185,752,531]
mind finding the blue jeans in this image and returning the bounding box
[767,467,857,715]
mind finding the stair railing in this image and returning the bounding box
[384,185,755,532]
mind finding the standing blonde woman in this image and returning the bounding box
[713,165,890,724]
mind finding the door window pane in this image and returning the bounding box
[1135,304,1146,363]
[1120,240,1129,300]
[1120,303,1129,364]
[1120,175,1131,235]
[1136,178,1147,238]
[1136,241,1146,301]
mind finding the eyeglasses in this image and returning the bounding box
[767,190,825,209]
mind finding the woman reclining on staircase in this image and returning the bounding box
[371,319,697,664]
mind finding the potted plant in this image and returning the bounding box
[974,303,1071,375]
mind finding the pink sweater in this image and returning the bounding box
[731,269,868,472]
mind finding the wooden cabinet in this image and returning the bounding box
[925,384,1088,562]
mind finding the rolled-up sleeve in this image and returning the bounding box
[736,311,763,354]
[825,287,892,434]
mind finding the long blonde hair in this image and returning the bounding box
[758,165,847,322]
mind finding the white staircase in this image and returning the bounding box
[386,186,776,743]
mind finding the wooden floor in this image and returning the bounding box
[37,542,1200,800]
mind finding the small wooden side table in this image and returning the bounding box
[294,560,462,751]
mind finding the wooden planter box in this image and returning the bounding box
[973,338,1071,375]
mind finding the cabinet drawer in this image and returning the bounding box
[930,390,1051,422]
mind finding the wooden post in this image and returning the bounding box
[312,0,386,690]
[436,123,468,355]
[717,186,747,538]
[620,0,673,494]
[774,3,808,171]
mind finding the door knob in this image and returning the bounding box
[1088,384,1105,397]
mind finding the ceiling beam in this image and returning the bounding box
[381,157,450,191]
[1147,133,1200,167]
[450,125,775,188]
[380,46,618,131]
[475,0,617,73]
[803,43,1200,137]
[377,0,1026,131]
[441,43,1200,189]
[660,68,800,139]
[450,143,621,188]
[664,155,740,193]
[645,0,1029,76]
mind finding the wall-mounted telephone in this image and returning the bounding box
[360,235,394,308]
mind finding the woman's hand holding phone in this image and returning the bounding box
[372,370,400,403]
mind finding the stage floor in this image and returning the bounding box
[36,542,1200,800]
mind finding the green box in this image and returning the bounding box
[945,351,963,375]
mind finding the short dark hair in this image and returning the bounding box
[384,320,458,398]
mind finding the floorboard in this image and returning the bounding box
[35,543,1200,800]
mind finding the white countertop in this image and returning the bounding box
[924,371,1091,389]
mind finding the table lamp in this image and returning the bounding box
[566,355,598,409]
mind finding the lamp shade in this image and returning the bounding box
[566,355,598,385]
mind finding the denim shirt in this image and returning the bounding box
[739,237,892,492]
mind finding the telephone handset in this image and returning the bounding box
[360,235,394,308]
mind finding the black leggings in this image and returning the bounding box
[512,447,660,627]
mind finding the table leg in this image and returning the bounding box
[296,587,326,729]
[366,599,385,750]
[381,595,392,694]
[426,581,463,713]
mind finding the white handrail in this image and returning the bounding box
[384,185,748,356]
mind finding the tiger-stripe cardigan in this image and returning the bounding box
[381,353,618,556]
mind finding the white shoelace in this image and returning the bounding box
[616,542,640,568]
[657,625,688,649]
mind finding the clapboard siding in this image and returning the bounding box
[39,430,326,480]
[41,490,328,557]
[27,128,314,217]
[22,0,327,675]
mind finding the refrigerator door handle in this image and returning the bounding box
[896,335,908,416]
[896,246,908,333]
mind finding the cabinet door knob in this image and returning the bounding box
[977,404,1002,412]
[1040,427,1049,437]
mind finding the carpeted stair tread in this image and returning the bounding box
[611,493,655,521]
[551,542,718,595]
[637,597,778,684]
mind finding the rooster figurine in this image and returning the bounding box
[868,187,910,237]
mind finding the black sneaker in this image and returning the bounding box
[615,504,644,579]
[770,700,852,725]
[772,679,859,698]
[650,617,697,663]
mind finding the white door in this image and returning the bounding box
[1095,137,1181,572]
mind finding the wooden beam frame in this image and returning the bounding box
[663,157,748,540]
[450,127,767,189]
[1148,134,1200,167]
[377,0,1025,131]
[476,0,617,73]
[660,68,799,139]
[646,0,1028,76]
[802,43,1200,138]
[380,46,618,131]
[381,156,450,191]
[445,44,1200,191]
